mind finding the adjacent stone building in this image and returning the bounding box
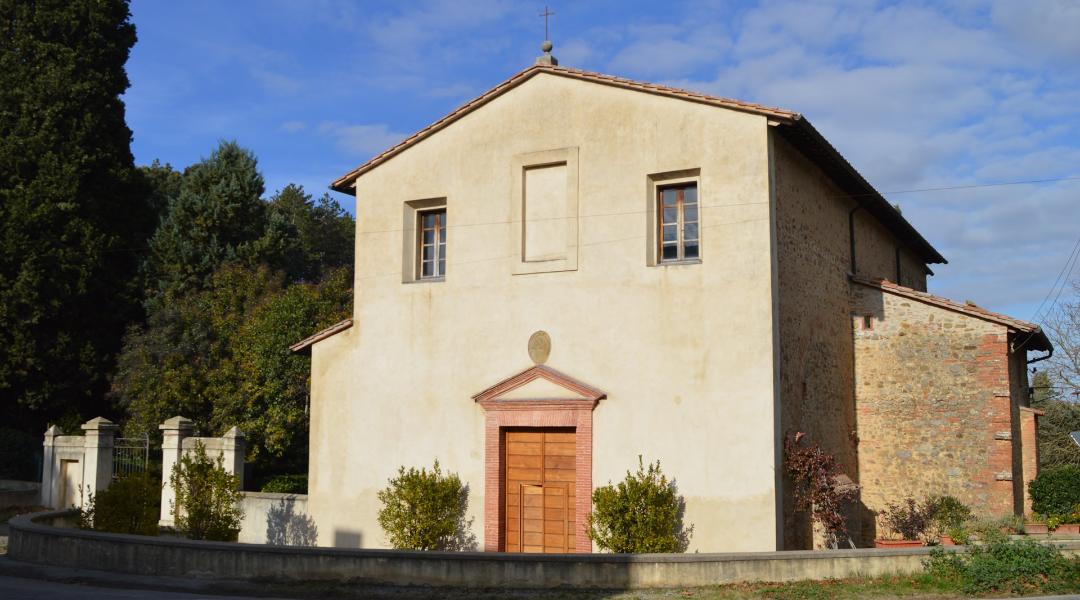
[295,49,1052,552]
[852,276,1050,527]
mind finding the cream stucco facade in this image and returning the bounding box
[302,62,1043,552]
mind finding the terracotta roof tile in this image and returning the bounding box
[289,319,353,353]
[330,64,799,193]
[851,275,1051,352]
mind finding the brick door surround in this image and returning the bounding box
[473,365,605,552]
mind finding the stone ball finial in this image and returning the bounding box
[541,40,553,53]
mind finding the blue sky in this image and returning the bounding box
[124,0,1080,324]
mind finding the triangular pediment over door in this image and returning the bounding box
[472,364,606,408]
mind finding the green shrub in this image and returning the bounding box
[376,460,474,550]
[958,515,1024,545]
[587,457,692,553]
[260,474,307,494]
[1029,466,1080,518]
[925,495,971,541]
[925,538,1077,594]
[76,472,161,536]
[169,441,244,541]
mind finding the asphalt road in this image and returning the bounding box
[0,575,293,599]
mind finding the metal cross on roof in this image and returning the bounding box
[540,6,554,40]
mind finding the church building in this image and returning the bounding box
[292,46,1052,552]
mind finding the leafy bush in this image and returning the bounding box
[1029,466,1080,519]
[76,473,161,536]
[587,457,692,553]
[925,538,1078,594]
[783,433,859,548]
[260,474,307,494]
[880,498,935,541]
[169,441,244,541]
[964,517,1015,545]
[376,460,474,550]
[926,495,971,540]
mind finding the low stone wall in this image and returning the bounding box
[0,480,40,508]
[237,492,314,546]
[17,510,1080,589]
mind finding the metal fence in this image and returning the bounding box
[112,434,150,478]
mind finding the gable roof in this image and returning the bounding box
[851,275,1052,352]
[289,319,353,354]
[330,63,945,265]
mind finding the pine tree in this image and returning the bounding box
[0,0,154,433]
[144,141,267,307]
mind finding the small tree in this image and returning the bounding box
[1029,466,1080,519]
[784,432,859,548]
[880,497,936,541]
[587,457,692,553]
[376,460,474,550]
[169,441,244,541]
[76,472,161,536]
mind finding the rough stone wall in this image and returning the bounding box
[771,133,859,549]
[771,134,933,548]
[855,215,928,292]
[853,285,1019,526]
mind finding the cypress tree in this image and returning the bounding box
[0,0,153,433]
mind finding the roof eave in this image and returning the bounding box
[778,117,946,265]
[289,319,353,354]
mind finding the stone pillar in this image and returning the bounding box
[40,425,60,508]
[80,417,119,506]
[159,416,194,527]
[1020,406,1043,515]
[221,427,246,491]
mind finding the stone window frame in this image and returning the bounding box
[646,168,702,267]
[401,197,447,283]
[510,147,579,275]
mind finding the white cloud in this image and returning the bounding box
[318,122,408,158]
[605,1,1080,317]
[280,121,306,133]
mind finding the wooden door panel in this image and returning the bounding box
[544,442,576,455]
[544,455,575,469]
[505,429,576,553]
[508,454,542,468]
[507,467,542,481]
[545,469,575,482]
[507,441,542,455]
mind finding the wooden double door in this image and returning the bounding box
[504,429,577,553]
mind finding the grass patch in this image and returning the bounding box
[246,572,1071,600]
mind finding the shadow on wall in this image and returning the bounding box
[333,529,362,548]
[266,498,318,547]
[449,482,479,552]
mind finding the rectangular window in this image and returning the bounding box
[417,208,446,279]
[658,182,699,263]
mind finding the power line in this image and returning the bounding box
[1015,234,1080,352]
[831,175,1080,200]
